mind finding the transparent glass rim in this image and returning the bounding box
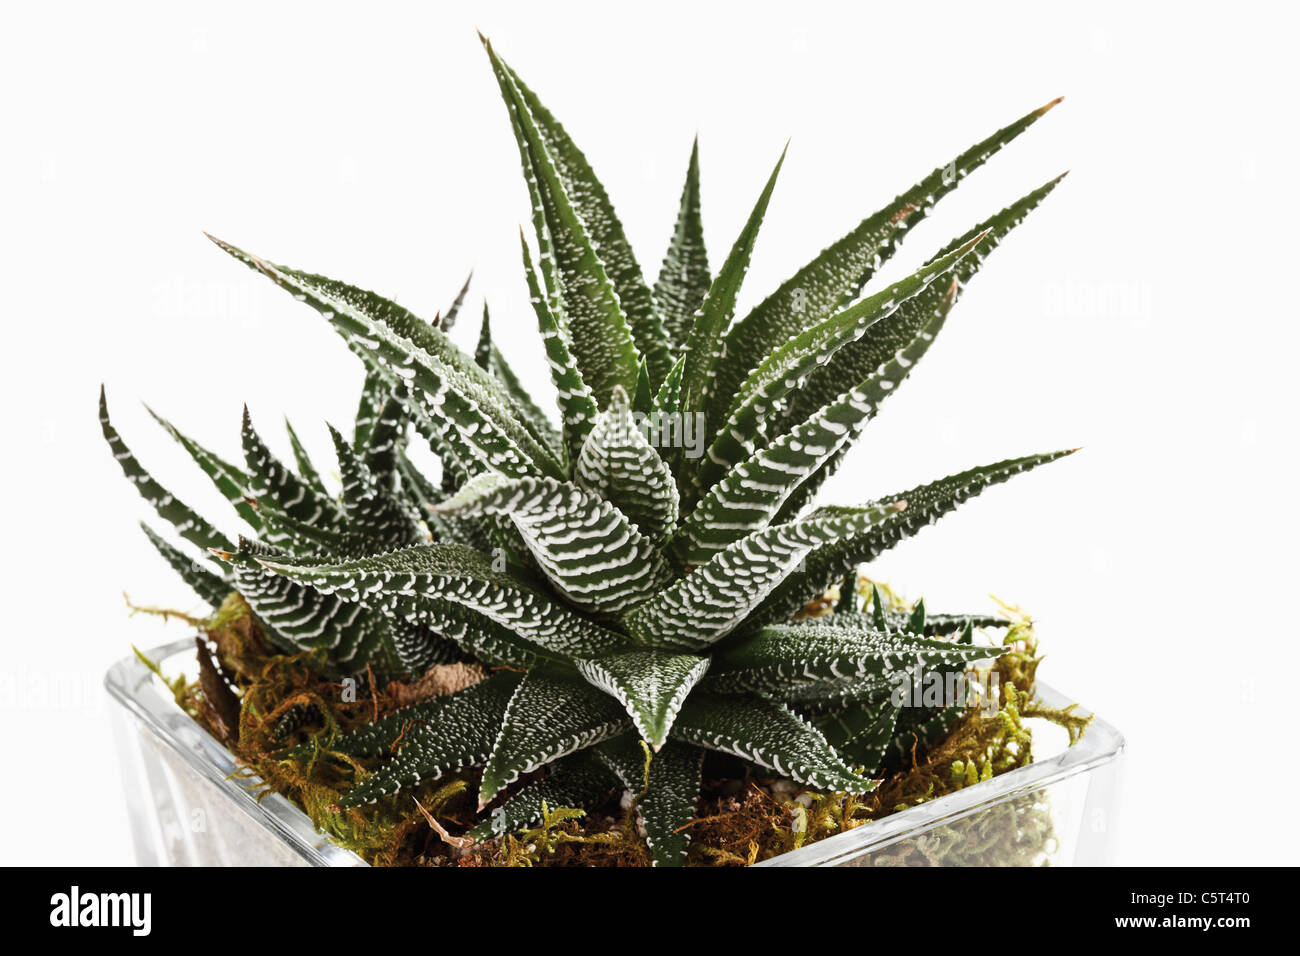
[106,639,1124,868]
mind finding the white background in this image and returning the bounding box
[2,1,1296,866]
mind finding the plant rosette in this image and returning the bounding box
[103,36,1091,867]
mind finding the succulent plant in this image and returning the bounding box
[102,37,1073,865]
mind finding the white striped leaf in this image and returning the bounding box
[241,406,346,546]
[314,671,521,761]
[336,672,525,809]
[595,736,705,867]
[145,405,262,531]
[99,387,232,556]
[575,649,710,749]
[814,699,899,776]
[517,233,601,464]
[654,139,710,351]
[207,235,562,481]
[498,56,673,388]
[475,302,565,461]
[393,599,545,670]
[222,541,393,671]
[669,297,952,567]
[706,622,993,698]
[483,39,643,402]
[438,270,474,333]
[708,98,1063,419]
[358,390,407,483]
[326,424,423,548]
[467,749,621,842]
[696,234,982,496]
[623,504,904,651]
[254,542,633,660]
[653,356,686,418]
[433,473,672,615]
[670,693,867,792]
[772,176,1066,472]
[678,146,786,416]
[754,450,1076,626]
[574,386,678,543]
[479,668,633,805]
[139,522,230,609]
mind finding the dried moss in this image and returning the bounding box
[136,580,1090,867]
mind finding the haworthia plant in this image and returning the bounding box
[103,37,1072,866]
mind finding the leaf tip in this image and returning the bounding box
[1036,96,1065,115]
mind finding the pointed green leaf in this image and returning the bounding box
[655,139,710,351]
[255,542,632,659]
[220,540,392,671]
[100,387,232,555]
[756,450,1077,626]
[595,736,704,867]
[624,503,904,650]
[433,472,672,614]
[679,146,786,415]
[479,668,632,804]
[473,301,564,463]
[327,424,422,547]
[696,233,983,495]
[888,700,968,772]
[652,355,686,417]
[500,56,673,387]
[815,699,899,775]
[321,671,521,761]
[671,693,867,792]
[709,98,1063,416]
[836,573,859,614]
[241,406,345,545]
[670,298,952,566]
[145,405,262,530]
[139,522,230,608]
[574,386,679,542]
[775,176,1066,445]
[706,621,993,699]
[871,584,891,632]
[467,749,620,842]
[396,453,499,555]
[632,359,653,415]
[517,233,601,463]
[474,302,494,370]
[385,618,461,675]
[907,598,927,635]
[483,39,643,400]
[439,271,473,332]
[575,650,710,749]
[397,599,547,670]
[353,370,390,455]
[207,235,562,481]
[335,672,525,808]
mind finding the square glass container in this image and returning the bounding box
[106,639,1124,867]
